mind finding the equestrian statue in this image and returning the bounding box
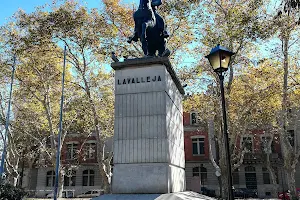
[127,0,171,57]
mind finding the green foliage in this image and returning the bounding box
[0,183,27,200]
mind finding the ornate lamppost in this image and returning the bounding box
[205,44,235,200]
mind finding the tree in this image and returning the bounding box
[5,0,115,193]
[184,59,283,197]
[183,0,273,197]
[273,0,300,197]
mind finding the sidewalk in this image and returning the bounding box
[25,198,91,200]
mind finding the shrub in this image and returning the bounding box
[0,183,27,200]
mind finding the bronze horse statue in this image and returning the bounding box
[128,0,170,57]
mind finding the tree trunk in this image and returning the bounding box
[58,169,64,198]
[13,175,19,187]
[280,28,298,199]
[266,164,279,197]
[42,98,55,149]
[208,119,222,197]
[82,76,111,193]
[221,171,228,199]
[282,32,289,134]
[219,147,228,199]
[286,169,297,198]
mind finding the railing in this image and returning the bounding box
[243,153,280,163]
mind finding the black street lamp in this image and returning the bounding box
[205,44,235,200]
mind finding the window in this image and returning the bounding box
[287,108,293,118]
[192,137,205,155]
[287,130,295,147]
[192,166,207,183]
[242,137,253,152]
[245,166,256,172]
[261,136,276,153]
[265,192,271,196]
[64,170,76,186]
[83,170,95,186]
[245,166,257,189]
[200,166,207,183]
[83,143,96,159]
[233,169,240,185]
[191,112,199,125]
[46,171,55,187]
[67,143,78,160]
[262,167,270,184]
[192,166,200,176]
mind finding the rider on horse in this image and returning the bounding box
[128,0,170,57]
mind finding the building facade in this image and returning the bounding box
[20,135,112,198]
[184,111,300,198]
[19,111,300,198]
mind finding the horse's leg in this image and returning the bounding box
[141,22,147,39]
[142,18,156,38]
[157,38,165,56]
[128,18,139,43]
[158,38,170,57]
[147,41,156,56]
[140,34,148,56]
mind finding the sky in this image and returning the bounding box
[0,0,135,25]
[0,0,291,64]
[0,0,52,25]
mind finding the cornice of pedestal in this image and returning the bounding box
[111,57,185,95]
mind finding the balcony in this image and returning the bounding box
[243,153,263,164]
[243,153,280,164]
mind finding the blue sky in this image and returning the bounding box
[0,0,136,25]
[0,0,49,24]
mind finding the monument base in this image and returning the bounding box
[92,192,216,200]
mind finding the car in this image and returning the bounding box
[46,192,54,198]
[76,190,105,198]
[201,187,216,197]
[233,188,258,198]
[278,190,291,200]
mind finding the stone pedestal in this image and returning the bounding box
[111,57,185,194]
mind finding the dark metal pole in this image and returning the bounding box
[218,72,234,200]
[0,56,16,180]
[19,151,25,187]
[53,46,67,200]
[281,167,285,200]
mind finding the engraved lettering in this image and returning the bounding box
[118,75,162,85]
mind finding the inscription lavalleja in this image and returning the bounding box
[118,75,162,85]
